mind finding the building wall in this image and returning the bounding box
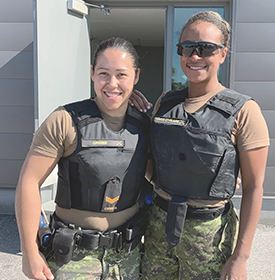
[231,0,275,196]
[0,0,34,213]
[0,0,274,214]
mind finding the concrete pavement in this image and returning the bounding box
[1,211,274,280]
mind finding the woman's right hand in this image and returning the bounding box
[22,250,54,280]
[129,89,153,112]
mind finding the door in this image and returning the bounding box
[89,7,166,112]
[34,0,91,128]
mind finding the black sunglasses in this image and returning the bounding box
[176,41,225,57]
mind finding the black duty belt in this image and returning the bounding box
[51,213,125,251]
[50,203,149,255]
[155,195,230,221]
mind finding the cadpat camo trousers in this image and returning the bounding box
[48,243,141,280]
[141,200,238,280]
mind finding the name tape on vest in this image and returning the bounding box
[154,117,186,126]
[82,139,125,148]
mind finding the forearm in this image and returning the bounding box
[15,179,42,256]
[15,150,58,256]
[233,183,263,260]
[15,151,58,279]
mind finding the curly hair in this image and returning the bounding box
[179,11,231,48]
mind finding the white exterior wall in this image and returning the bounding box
[231,0,275,196]
[0,0,34,213]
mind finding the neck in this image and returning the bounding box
[188,80,220,98]
[94,97,127,118]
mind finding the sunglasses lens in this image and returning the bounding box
[200,44,218,57]
[177,42,219,57]
[182,46,195,57]
[177,45,183,56]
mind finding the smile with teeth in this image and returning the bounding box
[104,91,121,98]
[188,65,207,70]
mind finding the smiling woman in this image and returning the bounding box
[91,45,140,116]
[15,37,151,280]
[136,11,270,280]
[178,20,228,96]
[172,7,226,90]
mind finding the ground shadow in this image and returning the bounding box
[0,215,21,254]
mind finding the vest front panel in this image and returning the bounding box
[56,100,150,212]
[151,89,250,200]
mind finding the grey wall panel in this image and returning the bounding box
[237,0,275,23]
[0,23,33,51]
[262,111,275,138]
[0,79,34,106]
[0,0,34,212]
[234,82,275,110]
[0,0,33,22]
[0,51,33,79]
[266,139,275,166]
[0,160,23,185]
[262,167,275,196]
[0,107,34,133]
[0,134,32,160]
[234,54,275,82]
[235,23,275,52]
[233,0,275,198]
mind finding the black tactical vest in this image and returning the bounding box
[55,99,150,212]
[151,88,251,200]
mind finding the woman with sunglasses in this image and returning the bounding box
[131,11,269,280]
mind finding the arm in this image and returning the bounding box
[15,150,59,280]
[129,89,153,112]
[220,146,268,280]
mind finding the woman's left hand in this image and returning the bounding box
[236,177,241,190]
[129,89,153,112]
[220,254,248,280]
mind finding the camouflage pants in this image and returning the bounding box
[48,243,141,280]
[141,201,238,280]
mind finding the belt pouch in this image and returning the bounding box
[81,231,100,250]
[165,196,188,247]
[52,227,80,265]
[125,202,149,241]
[38,226,53,260]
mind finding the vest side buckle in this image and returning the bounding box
[99,230,116,248]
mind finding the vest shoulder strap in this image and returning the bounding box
[161,88,188,105]
[207,89,252,116]
[64,99,150,132]
[126,105,151,133]
[64,99,102,126]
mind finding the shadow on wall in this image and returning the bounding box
[0,43,33,80]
